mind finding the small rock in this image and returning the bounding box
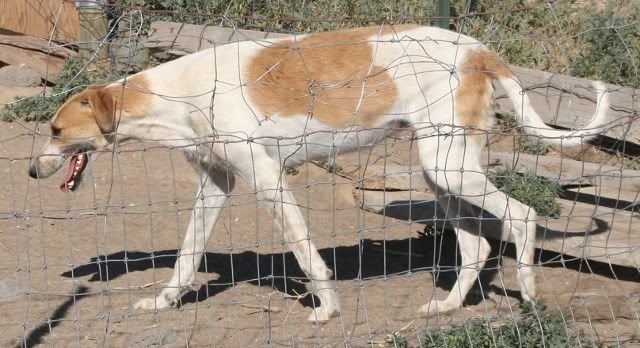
[0,64,41,87]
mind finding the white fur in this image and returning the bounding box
[92,26,609,321]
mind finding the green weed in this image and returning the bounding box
[421,301,593,348]
[390,333,409,348]
[495,112,519,131]
[517,134,549,156]
[570,5,640,88]
[489,166,561,218]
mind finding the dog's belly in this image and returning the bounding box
[253,116,406,167]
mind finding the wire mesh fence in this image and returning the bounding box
[1,1,639,347]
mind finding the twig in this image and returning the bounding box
[241,303,282,313]
[368,321,414,346]
[111,279,164,290]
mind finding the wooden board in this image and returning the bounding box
[483,152,640,192]
[0,30,76,58]
[348,152,640,193]
[495,66,639,145]
[0,0,79,43]
[145,21,290,56]
[353,163,640,268]
[0,32,77,81]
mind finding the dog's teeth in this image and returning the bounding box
[68,180,74,187]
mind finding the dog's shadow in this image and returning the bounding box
[63,233,466,308]
[61,198,637,309]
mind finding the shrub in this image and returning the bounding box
[390,333,408,348]
[421,301,593,348]
[112,0,436,31]
[516,134,549,156]
[457,0,639,88]
[570,4,640,88]
[454,0,589,73]
[489,166,561,218]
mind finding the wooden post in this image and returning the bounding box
[77,3,108,69]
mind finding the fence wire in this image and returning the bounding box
[0,1,639,347]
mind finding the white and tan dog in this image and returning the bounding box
[28,25,609,322]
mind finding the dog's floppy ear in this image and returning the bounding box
[87,86,116,134]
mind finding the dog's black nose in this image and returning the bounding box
[28,165,38,179]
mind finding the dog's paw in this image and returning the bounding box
[418,300,458,316]
[306,305,340,323]
[133,296,172,310]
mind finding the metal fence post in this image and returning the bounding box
[437,0,450,29]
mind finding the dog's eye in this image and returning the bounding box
[80,99,89,106]
[51,126,61,137]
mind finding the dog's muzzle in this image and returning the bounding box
[28,152,65,179]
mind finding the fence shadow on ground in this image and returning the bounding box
[16,286,90,348]
[60,197,638,311]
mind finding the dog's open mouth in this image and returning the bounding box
[60,151,89,192]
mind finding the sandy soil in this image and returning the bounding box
[0,120,638,347]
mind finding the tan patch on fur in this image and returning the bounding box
[245,25,416,128]
[51,93,103,142]
[456,49,513,142]
[51,74,152,142]
[101,74,152,117]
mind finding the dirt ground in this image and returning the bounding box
[0,114,639,347]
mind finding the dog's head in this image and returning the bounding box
[28,85,116,192]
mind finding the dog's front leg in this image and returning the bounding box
[134,170,229,310]
[251,158,341,322]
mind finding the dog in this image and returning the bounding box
[28,24,609,322]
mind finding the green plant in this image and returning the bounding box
[455,0,588,73]
[1,57,91,122]
[390,333,408,348]
[113,0,436,32]
[570,4,640,88]
[421,301,593,348]
[489,166,561,218]
[456,1,639,88]
[517,134,549,156]
[495,112,518,131]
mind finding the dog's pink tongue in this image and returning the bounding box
[60,155,78,192]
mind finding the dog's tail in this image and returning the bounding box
[465,49,610,147]
[497,74,609,147]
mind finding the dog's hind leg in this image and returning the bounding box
[236,146,340,322]
[134,167,231,310]
[416,130,537,315]
[421,191,491,315]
